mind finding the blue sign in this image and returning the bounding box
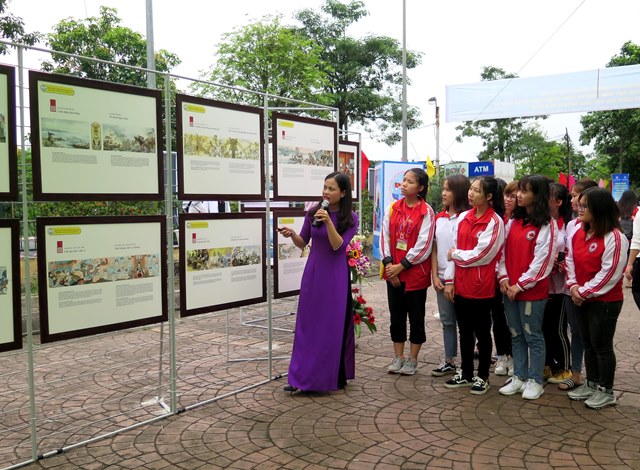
[611,173,629,201]
[468,161,494,177]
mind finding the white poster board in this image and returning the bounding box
[0,220,21,352]
[0,65,17,200]
[273,112,337,200]
[37,216,167,343]
[273,212,308,298]
[29,71,163,200]
[179,213,266,316]
[176,95,264,200]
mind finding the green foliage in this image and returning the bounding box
[358,188,374,235]
[0,0,41,55]
[41,6,181,150]
[192,16,329,110]
[427,176,443,213]
[580,42,640,183]
[295,0,423,145]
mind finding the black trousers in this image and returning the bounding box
[455,295,493,381]
[490,288,512,356]
[386,282,427,344]
[542,293,570,371]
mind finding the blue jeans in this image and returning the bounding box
[436,287,457,359]
[504,297,547,383]
[564,294,584,373]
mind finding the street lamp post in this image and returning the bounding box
[401,0,407,161]
[428,97,440,178]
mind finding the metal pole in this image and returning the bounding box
[145,0,156,89]
[264,94,273,378]
[401,0,408,162]
[435,105,440,179]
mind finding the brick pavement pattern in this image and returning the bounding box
[4,276,640,469]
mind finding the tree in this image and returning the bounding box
[295,0,422,145]
[192,16,329,110]
[0,0,40,55]
[455,66,549,164]
[580,42,640,183]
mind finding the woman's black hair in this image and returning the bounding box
[476,176,505,219]
[581,187,621,237]
[405,167,429,200]
[512,175,551,227]
[617,189,638,219]
[310,171,354,234]
[550,182,572,225]
[445,174,471,214]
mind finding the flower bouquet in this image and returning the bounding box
[347,236,376,337]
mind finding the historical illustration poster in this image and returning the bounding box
[180,213,266,316]
[273,212,308,299]
[272,112,337,200]
[0,65,17,200]
[176,95,264,200]
[0,220,21,352]
[29,71,163,200]
[339,140,360,201]
[37,216,167,343]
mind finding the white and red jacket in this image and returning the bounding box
[566,228,628,302]
[381,198,435,291]
[497,218,557,301]
[444,207,505,299]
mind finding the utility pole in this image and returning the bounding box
[565,128,571,187]
[401,0,407,161]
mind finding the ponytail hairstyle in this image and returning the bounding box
[550,182,572,225]
[476,176,504,219]
[512,175,551,227]
[405,167,429,200]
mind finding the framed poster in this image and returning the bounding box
[179,213,266,317]
[37,216,167,343]
[29,71,163,201]
[0,220,21,352]
[339,140,360,201]
[272,112,337,200]
[176,94,265,200]
[273,211,309,299]
[0,64,17,200]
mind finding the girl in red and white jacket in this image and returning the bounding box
[381,168,435,376]
[497,175,556,401]
[442,176,505,395]
[565,188,628,409]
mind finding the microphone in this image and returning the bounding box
[312,199,330,227]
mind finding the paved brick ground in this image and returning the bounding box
[3,276,640,469]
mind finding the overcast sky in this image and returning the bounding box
[8,0,640,165]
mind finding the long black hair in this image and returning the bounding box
[405,167,429,200]
[310,171,354,234]
[581,187,621,237]
[512,175,551,227]
[618,190,638,219]
[476,176,504,219]
[550,182,572,225]
[445,174,471,214]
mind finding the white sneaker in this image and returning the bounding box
[506,356,514,376]
[494,355,507,375]
[522,379,544,400]
[499,377,524,396]
[387,357,405,374]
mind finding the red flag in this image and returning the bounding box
[361,150,370,190]
[568,174,576,189]
[558,172,567,186]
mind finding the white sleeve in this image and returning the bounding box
[578,230,629,299]
[631,210,640,251]
[451,214,505,268]
[565,232,577,289]
[443,214,462,284]
[403,205,435,265]
[380,205,392,261]
[517,221,557,290]
[497,219,512,282]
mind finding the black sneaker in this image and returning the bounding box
[431,361,456,377]
[470,377,490,395]
[443,371,473,388]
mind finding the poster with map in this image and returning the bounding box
[0,220,21,352]
[37,216,167,343]
[0,65,17,200]
[29,71,163,200]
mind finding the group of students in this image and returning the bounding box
[380,169,628,409]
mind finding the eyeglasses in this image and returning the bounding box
[505,194,516,200]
